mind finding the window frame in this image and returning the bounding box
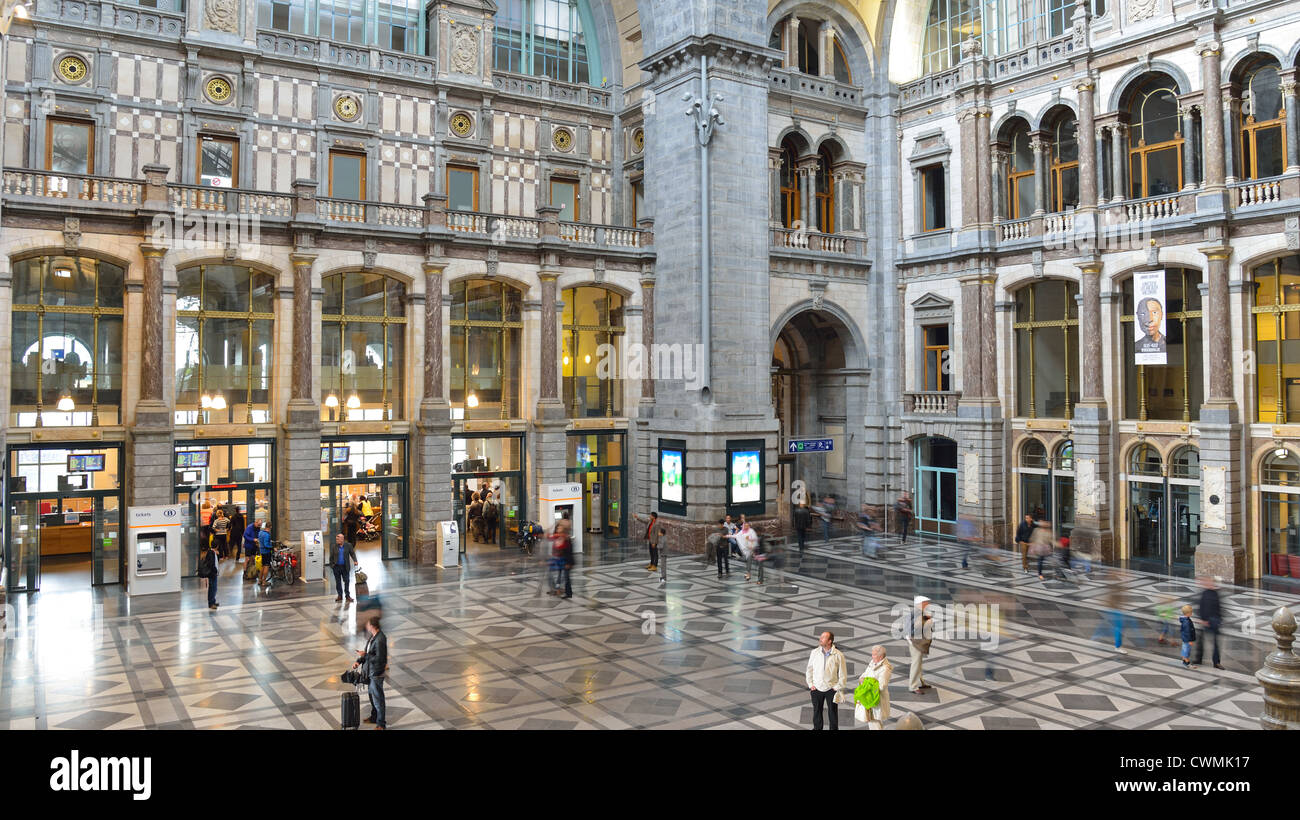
[1238,65,1288,181]
[320,271,408,422]
[1127,85,1184,199]
[196,134,240,188]
[1252,256,1300,424]
[449,279,524,420]
[562,286,625,418]
[1006,127,1035,220]
[447,164,480,212]
[1049,117,1080,213]
[328,149,367,200]
[779,142,801,228]
[1013,280,1080,419]
[922,323,951,392]
[1120,267,1203,422]
[920,163,947,232]
[550,176,580,222]
[45,117,95,175]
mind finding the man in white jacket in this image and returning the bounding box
[805,631,848,730]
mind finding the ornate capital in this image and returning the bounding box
[1199,41,1222,58]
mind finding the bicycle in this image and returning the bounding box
[266,540,299,588]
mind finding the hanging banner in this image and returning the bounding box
[1133,271,1168,366]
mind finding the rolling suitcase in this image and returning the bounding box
[341,689,361,730]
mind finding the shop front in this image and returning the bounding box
[174,440,275,577]
[6,444,124,591]
[452,434,526,551]
[1125,443,1199,573]
[566,431,626,540]
[320,436,408,561]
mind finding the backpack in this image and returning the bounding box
[484,501,498,521]
[854,676,881,711]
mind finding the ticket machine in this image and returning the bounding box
[126,505,183,597]
[301,530,323,582]
[437,520,460,569]
[540,482,584,554]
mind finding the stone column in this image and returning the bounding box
[130,243,174,508]
[1095,125,1108,205]
[414,259,453,564]
[640,274,655,402]
[980,277,997,401]
[1283,77,1300,174]
[991,148,1007,221]
[797,158,818,232]
[956,272,1007,546]
[278,252,322,553]
[1200,40,1226,190]
[539,271,559,403]
[785,16,800,70]
[1110,125,1126,202]
[959,108,979,228]
[960,277,984,398]
[1030,135,1048,216]
[1071,259,1114,562]
[819,22,834,78]
[531,268,568,543]
[1196,243,1244,581]
[1180,106,1198,189]
[768,148,782,226]
[976,107,993,226]
[1076,79,1098,208]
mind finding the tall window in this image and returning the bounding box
[779,140,801,228]
[1253,256,1300,423]
[175,265,276,425]
[1126,77,1183,198]
[321,272,407,421]
[329,150,365,200]
[1050,115,1080,212]
[923,0,981,74]
[1238,63,1287,180]
[563,287,624,418]
[551,177,579,221]
[922,324,951,391]
[1047,0,1075,37]
[11,256,124,426]
[450,280,522,419]
[493,0,595,85]
[1014,280,1079,418]
[1121,268,1203,422]
[257,0,424,54]
[815,146,835,233]
[46,119,94,175]
[197,135,238,188]
[920,164,947,231]
[1006,122,1034,219]
[447,165,479,212]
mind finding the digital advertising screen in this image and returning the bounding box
[730,450,761,505]
[660,449,683,504]
[176,450,209,469]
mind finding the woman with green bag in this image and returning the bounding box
[854,645,893,729]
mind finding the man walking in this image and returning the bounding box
[805,631,848,730]
[1191,576,1225,670]
[713,520,731,578]
[352,615,388,730]
[1014,513,1035,573]
[816,496,836,543]
[904,596,934,694]
[857,503,877,558]
[896,493,913,543]
[793,500,811,554]
[330,532,359,603]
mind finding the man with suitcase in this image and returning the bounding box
[330,532,359,603]
[352,615,388,729]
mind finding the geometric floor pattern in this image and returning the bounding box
[0,533,1270,729]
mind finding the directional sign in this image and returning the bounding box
[787,438,834,454]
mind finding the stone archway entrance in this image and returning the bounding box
[771,307,866,523]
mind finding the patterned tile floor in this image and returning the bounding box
[0,534,1285,730]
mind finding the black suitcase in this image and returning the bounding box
[341,690,361,730]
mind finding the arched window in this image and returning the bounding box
[1006,121,1034,219]
[923,0,981,74]
[1018,438,1049,521]
[493,0,598,85]
[1049,114,1080,212]
[1121,267,1203,422]
[563,286,625,418]
[816,145,835,234]
[1014,280,1080,418]
[11,255,125,427]
[770,18,853,83]
[1126,77,1183,198]
[779,139,801,228]
[175,265,276,425]
[1263,447,1300,577]
[450,279,522,419]
[1252,255,1300,423]
[1129,443,1163,476]
[321,272,407,421]
[1171,445,1199,479]
[1237,62,1287,180]
[1021,439,1048,468]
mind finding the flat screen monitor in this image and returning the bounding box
[321,445,330,464]
[331,446,351,464]
[176,450,210,469]
[67,453,105,473]
[182,470,200,483]
[64,474,88,491]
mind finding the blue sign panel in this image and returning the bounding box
[787,438,834,454]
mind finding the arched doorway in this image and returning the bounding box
[1125,443,1198,572]
[771,307,865,521]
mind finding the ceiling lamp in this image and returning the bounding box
[200,393,212,409]
[210,393,227,410]
[325,393,340,408]
[346,394,361,410]
[56,392,74,412]
[466,393,479,408]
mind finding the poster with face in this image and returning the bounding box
[1134,271,1168,366]
[660,449,683,504]
[730,451,761,505]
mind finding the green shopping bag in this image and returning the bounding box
[854,676,880,711]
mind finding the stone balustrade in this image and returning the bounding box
[904,391,960,415]
[1234,177,1284,207]
[770,227,866,256]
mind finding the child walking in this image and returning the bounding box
[1179,604,1196,668]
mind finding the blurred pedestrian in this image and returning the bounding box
[854,645,893,730]
[1191,576,1224,670]
[713,519,731,578]
[1014,513,1034,573]
[805,631,847,730]
[643,512,659,571]
[896,493,913,543]
[550,519,574,599]
[1029,519,1054,579]
[857,503,878,558]
[197,538,219,610]
[1093,588,1127,654]
[657,527,669,587]
[793,500,811,554]
[957,515,977,569]
[737,520,759,581]
[1155,595,1178,645]
[352,615,388,730]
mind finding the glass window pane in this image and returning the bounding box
[49,121,92,174]
[448,168,477,211]
[1145,146,1181,196]
[199,137,236,186]
[1254,126,1285,179]
[330,152,364,199]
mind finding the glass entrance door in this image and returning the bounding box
[914,437,958,536]
[176,486,273,576]
[1128,479,1198,570]
[1129,480,1165,563]
[320,480,408,561]
[453,474,525,551]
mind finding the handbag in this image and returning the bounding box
[854,676,881,710]
[354,567,368,584]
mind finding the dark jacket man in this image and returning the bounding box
[354,617,389,729]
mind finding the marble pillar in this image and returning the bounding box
[1200,41,1226,190]
[130,244,174,508]
[1110,125,1126,202]
[1180,106,1198,190]
[278,253,323,551]
[1071,260,1114,561]
[959,109,979,228]
[414,260,453,564]
[1030,135,1048,216]
[976,107,993,226]
[1076,79,1098,208]
[1283,78,1300,174]
[640,275,655,401]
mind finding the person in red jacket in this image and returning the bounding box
[550,519,574,599]
[644,512,659,570]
